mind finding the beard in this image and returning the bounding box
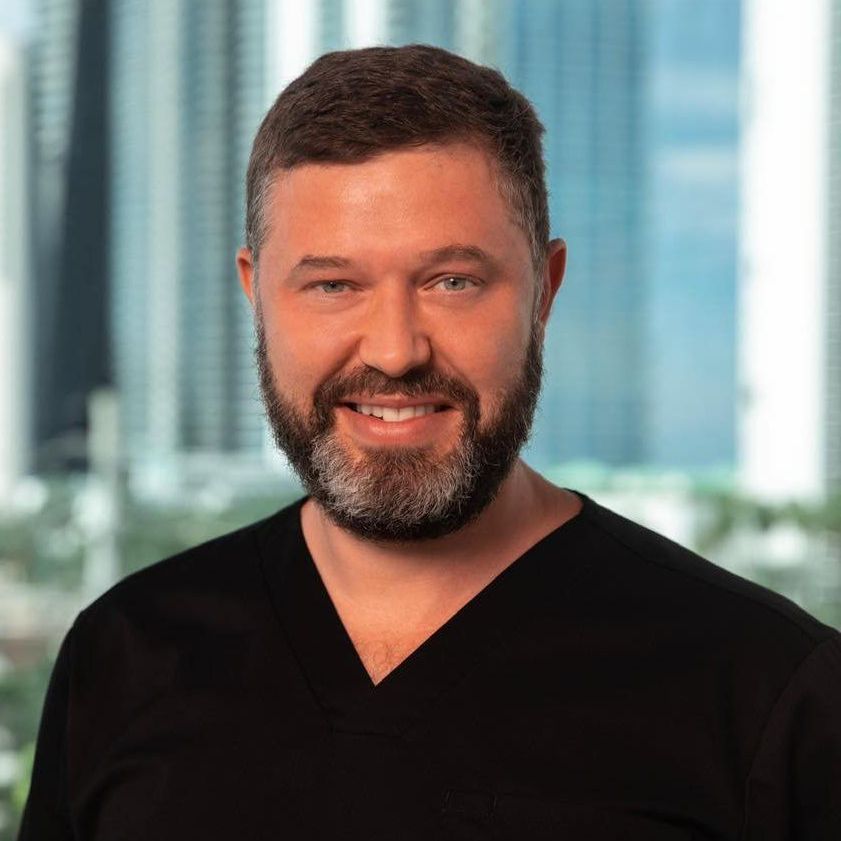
[254,312,544,542]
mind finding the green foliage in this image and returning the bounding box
[695,488,841,629]
[0,660,52,841]
[0,478,86,589]
[11,743,34,816]
[0,659,52,759]
[695,488,841,554]
[117,491,301,576]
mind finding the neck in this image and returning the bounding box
[300,460,581,627]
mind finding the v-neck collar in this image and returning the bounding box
[258,490,591,736]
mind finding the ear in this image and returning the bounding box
[236,247,257,307]
[536,238,567,329]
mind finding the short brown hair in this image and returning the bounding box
[245,44,549,277]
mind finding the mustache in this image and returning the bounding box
[313,366,479,409]
[308,366,482,436]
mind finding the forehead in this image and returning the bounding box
[261,143,529,267]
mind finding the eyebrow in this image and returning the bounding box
[287,243,502,279]
[289,255,353,274]
[418,244,501,272]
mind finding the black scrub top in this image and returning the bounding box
[18,491,841,840]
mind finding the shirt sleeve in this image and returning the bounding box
[742,631,841,840]
[16,624,76,841]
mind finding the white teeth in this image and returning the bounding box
[353,404,438,421]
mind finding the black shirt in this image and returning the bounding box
[18,491,841,839]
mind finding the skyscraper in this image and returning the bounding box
[643,0,740,471]
[109,0,266,492]
[499,0,649,468]
[28,0,110,473]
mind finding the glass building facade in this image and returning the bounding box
[500,0,649,469]
[645,0,739,471]
[27,0,112,473]
[109,0,266,488]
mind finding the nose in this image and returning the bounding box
[357,283,432,378]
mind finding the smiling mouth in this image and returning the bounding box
[341,403,451,422]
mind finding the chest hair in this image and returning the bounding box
[351,629,437,685]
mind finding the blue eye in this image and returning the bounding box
[437,276,473,291]
[317,281,349,294]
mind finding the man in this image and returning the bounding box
[19,45,841,840]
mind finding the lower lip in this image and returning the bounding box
[335,405,457,445]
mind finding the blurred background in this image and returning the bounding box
[0,0,839,835]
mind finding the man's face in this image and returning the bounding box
[239,143,563,541]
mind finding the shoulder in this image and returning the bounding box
[60,497,306,724]
[577,491,835,640]
[49,498,306,789]
[73,496,305,639]
[569,491,838,684]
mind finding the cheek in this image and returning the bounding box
[263,311,351,404]
[450,324,530,416]
[476,296,533,378]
